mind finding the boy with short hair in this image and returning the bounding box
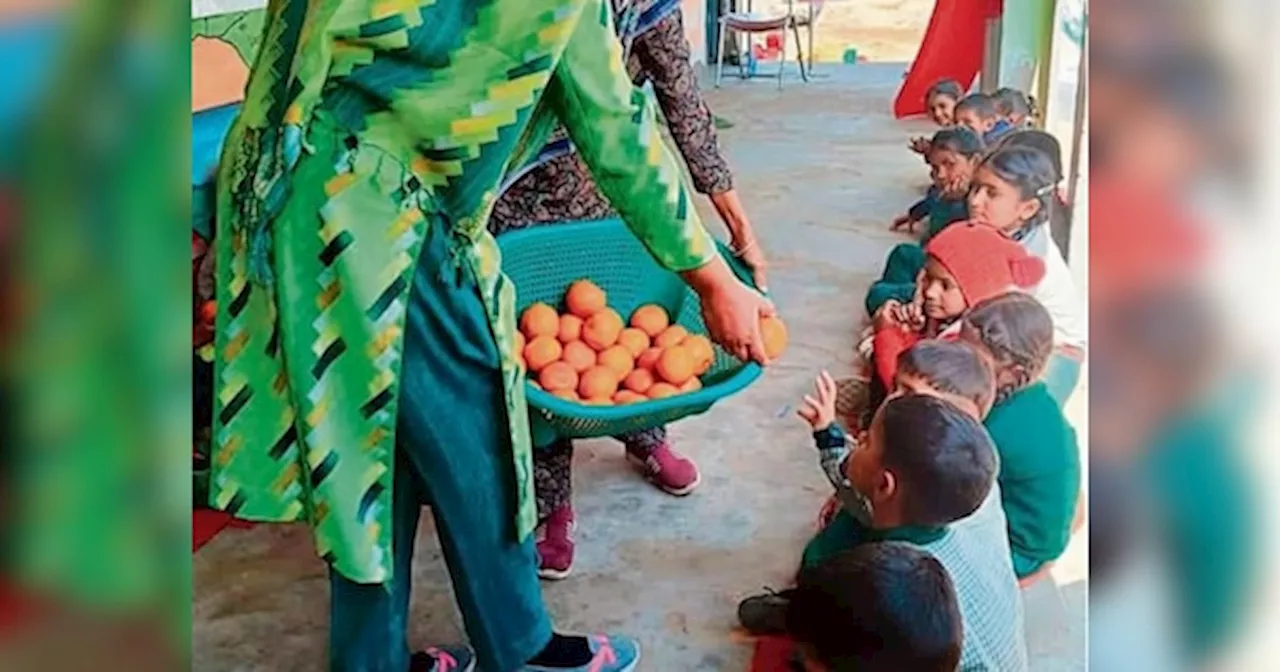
[787,543,964,672]
[954,93,1014,144]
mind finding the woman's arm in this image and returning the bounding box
[632,12,767,288]
[546,0,772,362]
[631,10,732,196]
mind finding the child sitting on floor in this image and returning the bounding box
[967,142,1086,405]
[909,78,965,154]
[821,340,995,526]
[954,93,1014,145]
[741,392,1027,670]
[869,223,1045,394]
[871,127,985,315]
[994,87,1035,128]
[786,543,964,672]
[957,292,1081,581]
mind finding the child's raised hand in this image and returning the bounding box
[873,300,903,331]
[797,370,839,431]
[894,301,926,331]
[909,137,932,155]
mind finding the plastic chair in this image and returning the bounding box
[715,0,818,89]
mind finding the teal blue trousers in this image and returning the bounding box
[328,222,551,672]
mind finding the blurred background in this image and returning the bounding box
[0,0,1277,669]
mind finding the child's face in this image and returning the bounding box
[929,147,976,191]
[928,94,958,126]
[920,257,968,321]
[955,108,994,135]
[967,165,1041,233]
[844,411,890,523]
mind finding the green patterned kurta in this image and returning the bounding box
[212,0,717,583]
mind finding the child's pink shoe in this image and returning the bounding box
[627,443,701,496]
[536,505,576,580]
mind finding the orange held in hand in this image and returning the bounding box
[636,347,663,371]
[656,346,695,386]
[579,365,620,401]
[598,345,635,379]
[684,334,715,375]
[647,382,679,399]
[562,340,596,373]
[583,309,624,351]
[622,368,655,394]
[566,280,607,318]
[520,303,559,339]
[558,314,584,343]
[630,304,670,337]
[617,328,650,357]
[539,362,579,392]
[655,325,688,348]
[761,316,789,360]
[524,336,562,372]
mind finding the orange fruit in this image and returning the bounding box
[613,390,647,405]
[565,280,607,318]
[761,316,789,360]
[656,346,695,385]
[524,336,563,372]
[680,377,703,393]
[539,361,579,393]
[558,314,584,344]
[622,368,655,394]
[552,388,580,402]
[562,340,597,373]
[647,382,680,399]
[636,347,664,371]
[685,334,715,374]
[578,365,620,401]
[598,345,635,379]
[582,309,624,351]
[655,325,688,349]
[617,328,650,358]
[520,303,559,339]
[630,304,670,337]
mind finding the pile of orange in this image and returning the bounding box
[515,280,786,406]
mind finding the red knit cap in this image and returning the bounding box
[924,222,1046,305]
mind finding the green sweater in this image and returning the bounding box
[986,382,1081,577]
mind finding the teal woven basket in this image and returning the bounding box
[497,218,764,447]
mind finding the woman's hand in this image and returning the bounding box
[711,189,769,291]
[682,257,775,364]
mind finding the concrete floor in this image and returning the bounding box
[193,65,1086,670]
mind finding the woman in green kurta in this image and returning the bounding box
[210,1,773,670]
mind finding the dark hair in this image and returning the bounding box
[979,145,1060,228]
[994,87,1034,119]
[998,130,1063,180]
[954,93,999,120]
[897,339,996,416]
[926,79,965,103]
[928,126,985,158]
[962,292,1054,402]
[788,543,964,672]
[878,395,997,526]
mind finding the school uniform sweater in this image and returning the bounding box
[985,382,1082,577]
